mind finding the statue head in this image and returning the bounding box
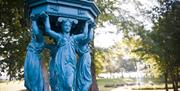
[57,17,78,33]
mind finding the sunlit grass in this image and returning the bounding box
[131,83,180,90]
[97,78,135,91]
[1,78,178,91]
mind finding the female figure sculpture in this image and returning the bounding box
[45,43,58,91]
[41,12,90,91]
[24,14,44,91]
[76,25,94,91]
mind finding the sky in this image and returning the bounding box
[94,0,159,48]
[94,23,123,48]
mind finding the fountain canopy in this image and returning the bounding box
[25,0,100,22]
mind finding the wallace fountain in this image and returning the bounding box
[24,0,100,91]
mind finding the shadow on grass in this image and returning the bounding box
[0,80,7,83]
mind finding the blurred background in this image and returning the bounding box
[0,0,180,91]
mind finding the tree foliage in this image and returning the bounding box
[93,48,106,74]
[0,0,29,80]
[130,1,180,90]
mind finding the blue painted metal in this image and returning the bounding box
[76,24,94,91]
[25,0,100,23]
[24,0,100,91]
[41,12,91,91]
[24,15,45,91]
[45,43,58,91]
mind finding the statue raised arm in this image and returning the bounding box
[75,22,94,91]
[41,12,62,41]
[41,12,92,91]
[24,14,45,91]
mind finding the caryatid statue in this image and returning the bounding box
[24,14,45,91]
[76,22,94,91]
[41,12,93,91]
[24,0,100,91]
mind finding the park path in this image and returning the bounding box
[0,81,26,91]
[111,86,173,91]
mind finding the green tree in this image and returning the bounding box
[131,1,180,91]
[0,0,29,80]
[93,48,106,74]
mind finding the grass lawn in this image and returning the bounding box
[131,83,180,90]
[97,78,135,91]
[1,78,176,91]
[0,78,134,91]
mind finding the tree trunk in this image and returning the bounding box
[175,69,178,91]
[177,69,179,90]
[172,80,176,91]
[165,72,168,91]
[41,61,50,91]
[172,68,178,91]
[89,39,99,91]
[90,62,99,91]
[121,71,124,78]
[172,73,178,91]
